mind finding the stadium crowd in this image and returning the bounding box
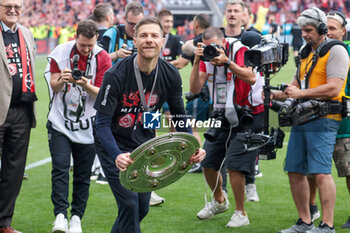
[19,0,350,44]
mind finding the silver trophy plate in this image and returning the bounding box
[119,132,200,192]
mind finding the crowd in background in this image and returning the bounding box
[21,0,350,50]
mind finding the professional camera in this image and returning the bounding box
[244,35,289,68]
[237,127,285,160]
[277,98,297,126]
[200,43,223,62]
[273,98,344,127]
[236,104,254,125]
[184,85,210,102]
[125,45,138,54]
[72,54,85,80]
[203,109,228,141]
[184,92,200,102]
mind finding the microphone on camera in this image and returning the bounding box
[241,31,262,48]
[72,54,80,65]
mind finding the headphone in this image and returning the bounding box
[326,11,347,27]
[301,8,328,35]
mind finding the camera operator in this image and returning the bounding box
[191,27,264,228]
[271,8,349,233]
[100,1,144,63]
[307,11,350,229]
[45,19,111,233]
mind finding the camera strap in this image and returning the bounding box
[297,39,347,89]
[72,45,93,77]
[61,46,93,123]
[133,56,159,112]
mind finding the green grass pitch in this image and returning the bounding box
[11,52,350,233]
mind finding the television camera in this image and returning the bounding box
[237,31,289,160]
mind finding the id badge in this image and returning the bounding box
[67,88,80,112]
[300,79,305,90]
[216,83,227,104]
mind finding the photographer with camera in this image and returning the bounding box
[100,1,144,64]
[45,19,111,233]
[271,8,349,233]
[307,11,350,229]
[191,27,264,227]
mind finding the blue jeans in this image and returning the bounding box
[48,121,95,218]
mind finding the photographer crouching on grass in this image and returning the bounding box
[190,27,264,228]
[271,7,349,233]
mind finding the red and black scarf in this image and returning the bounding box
[18,27,37,102]
[1,23,37,103]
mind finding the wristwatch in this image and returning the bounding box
[225,59,231,66]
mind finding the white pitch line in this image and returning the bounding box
[23,142,289,171]
[25,157,51,170]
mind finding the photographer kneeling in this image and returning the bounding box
[190,27,264,227]
[272,7,350,233]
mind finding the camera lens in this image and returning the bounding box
[203,44,220,60]
[244,50,262,67]
[203,127,219,142]
[72,69,82,80]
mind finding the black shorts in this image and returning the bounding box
[201,113,263,176]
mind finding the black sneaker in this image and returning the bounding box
[343,217,350,228]
[278,218,314,233]
[307,221,335,233]
[310,204,320,221]
[96,173,108,185]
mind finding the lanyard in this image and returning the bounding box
[133,56,159,112]
[160,34,169,59]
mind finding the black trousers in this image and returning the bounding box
[95,138,151,233]
[47,122,95,218]
[0,104,32,227]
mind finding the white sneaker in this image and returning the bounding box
[246,184,259,202]
[149,191,165,206]
[226,210,250,227]
[254,164,263,178]
[52,213,68,233]
[197,195,229,220]
[69,215,82,233]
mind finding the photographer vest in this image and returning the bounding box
[297,39,348,120]
[44,40,103,144]
[103,24,134,64]
[202,38,263,114]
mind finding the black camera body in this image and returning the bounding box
[203,109,228,141]
[72,54,85,80]
[72,68,85,81]
[184,92,200,102]
[204,104,254,142]
[184,85,210,103]
[244,36,289,68]
[200,43,222,62]
[236,104,254,125]
[273,98,345,127]
[125,45,138,54]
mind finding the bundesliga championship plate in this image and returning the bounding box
[119,133,200,193]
